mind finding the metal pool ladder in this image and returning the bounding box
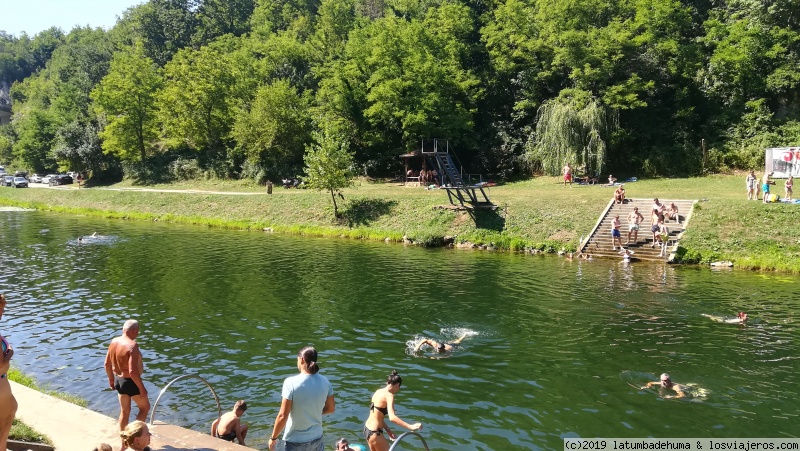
[149,373,222,425]
[389,431,431,451]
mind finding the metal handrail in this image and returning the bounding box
[388,430,431,451]
[148,373,222,426]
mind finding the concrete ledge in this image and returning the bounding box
[8,440,55,451]
[11,382,253,450]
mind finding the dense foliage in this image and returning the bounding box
[1,0,799,182]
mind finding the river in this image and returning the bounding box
[1,211,798,450]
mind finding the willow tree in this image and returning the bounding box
[526,91,617,176]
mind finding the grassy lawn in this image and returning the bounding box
[2,174,798,272]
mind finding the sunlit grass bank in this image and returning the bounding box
[1,174,798,272]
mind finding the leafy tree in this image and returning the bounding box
[91,43,163,164]
[121,0,199,66]
[157,41,235,166]
[232,79,312,181]
[526,90,616,176]
[195,0,256,43]
[304,126,354,219]
[13,109,59,172]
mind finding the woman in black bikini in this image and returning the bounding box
[364,370,422,451]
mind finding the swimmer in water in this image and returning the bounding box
[413,332,468,354]
[618,248,634,262]
[701,312,747,324]
[642,373,686,398]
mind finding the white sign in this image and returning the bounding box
[765,147,800,178]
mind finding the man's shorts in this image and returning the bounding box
[628,224,639,231]
[612,229,621,237]
[114,375,140,397]
[763,183,770,194]
[564,174,572,181]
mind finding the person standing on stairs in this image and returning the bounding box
[611,214,623,250]
[626,207,644,245]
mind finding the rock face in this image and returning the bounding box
[0,80,11,125]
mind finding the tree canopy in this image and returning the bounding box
[1,0,799,181]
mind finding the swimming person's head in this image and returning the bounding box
[660,373,672,387]
[298,346,320,374]
[386,369,402,389]
[738,312,748,321]
[335,438,351,451]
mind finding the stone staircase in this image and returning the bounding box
[579,198,697,262]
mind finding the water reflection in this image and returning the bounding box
[1,211,799,450]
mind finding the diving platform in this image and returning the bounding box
[415,139,496,209]
[579,198,697,262]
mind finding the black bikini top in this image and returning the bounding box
[370,402,389,415]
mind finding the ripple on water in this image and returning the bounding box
[2,212,800,448]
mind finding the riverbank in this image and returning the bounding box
[0,174,798,272]
[11,381,252,450]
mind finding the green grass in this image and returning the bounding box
[2,174,799,272]
[8,367,87,406]
[6,368,68,445]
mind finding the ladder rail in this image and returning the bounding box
[388,430,431,451]
[149,373,222,426]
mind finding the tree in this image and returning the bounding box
[303,126,354,219]
[91,43,163,164]
[526,90,616,176]
[232,79,312,181]
[157,41,235,161]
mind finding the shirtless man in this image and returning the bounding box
[643,373,686,398]
[104,319,150,446]
[414,332,469,354]
[211,400,249,445]
[665,202,680,224]
[614,184,625,204]
[563,163,573,187]
[762,171,775,203]
[610,214,623,250]
[626,207,644,245]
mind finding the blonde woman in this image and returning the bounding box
[120,420,152,451]
[363,370,422,451]
[0,294,17,451]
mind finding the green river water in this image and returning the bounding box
[0,211,798,450]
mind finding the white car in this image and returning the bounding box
[30,173,43,183]
[40,174,58,185]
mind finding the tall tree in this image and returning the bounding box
[91,43,163,163]
[232,79,312,180]
[304,125,354,219]
[157,40,235,162]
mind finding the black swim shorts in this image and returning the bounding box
[114,375,141,397]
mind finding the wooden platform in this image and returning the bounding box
[579,198,697,262]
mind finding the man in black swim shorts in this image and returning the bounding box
[211,400,249,445]
[104,319,150,451]
[114,375,140,396]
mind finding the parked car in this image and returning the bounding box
[2,175,13,186]
[12,177,28,188]
[40,174,58,185]
[49,174,73,186]
[30,174,43,183]
[14,171,28,179]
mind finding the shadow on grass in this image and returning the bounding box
[471,208,505,231]
[341,198,397,226]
